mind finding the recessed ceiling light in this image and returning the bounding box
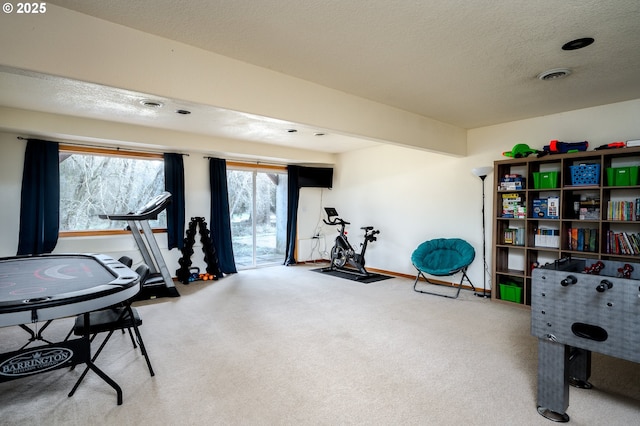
[537,68,572,81]
[562,37,594,51]
[140,99,164,108]
[176,109,191,115]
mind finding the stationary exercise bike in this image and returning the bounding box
[322,207,379,277]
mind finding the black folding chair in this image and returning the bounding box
[67,264,155,398]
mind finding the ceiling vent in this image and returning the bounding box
[537,68,572,81]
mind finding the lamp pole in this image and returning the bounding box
[471,166,492,298]
[475,174,489,298]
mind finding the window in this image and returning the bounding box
[226,163,288,268]
[59,145,165,233]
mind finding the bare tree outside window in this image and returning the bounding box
[59,151,165,231]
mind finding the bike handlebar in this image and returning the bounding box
[323,218,379,237]
[323,218,350,226]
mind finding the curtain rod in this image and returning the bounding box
[203,156,288,167]
[17,136,189,156]
[202,156,332,168]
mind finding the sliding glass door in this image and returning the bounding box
[227,167,287,268]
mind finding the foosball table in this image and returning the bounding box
[531,258,640,422]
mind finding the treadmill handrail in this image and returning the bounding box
[99,192,172,221]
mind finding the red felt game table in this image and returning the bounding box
[0,253,140,405]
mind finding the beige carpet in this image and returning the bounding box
[1,265,639,425]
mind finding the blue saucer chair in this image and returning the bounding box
[411,238,476,299]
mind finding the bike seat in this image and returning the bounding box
[361,226,374,231]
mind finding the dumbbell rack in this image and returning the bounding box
[176,217,223,284]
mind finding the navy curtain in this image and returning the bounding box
[209,158,237,273]
[17,139,60,255]
[164,153,186,250]
[284,165,301,265]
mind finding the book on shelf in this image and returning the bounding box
[589,230,597,252]
[607,200,636,221]
[605,230,640,255]
[567,228,598,252]
[503,227,525,245]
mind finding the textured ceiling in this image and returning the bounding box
[0,67,379,154]
[48,0,640,130]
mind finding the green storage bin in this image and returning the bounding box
[532,171,559,189]
[499,282,522,303]
[606,166,639,186]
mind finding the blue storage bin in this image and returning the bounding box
[570,164,600,186]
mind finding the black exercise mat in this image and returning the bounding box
[311,267,394,283]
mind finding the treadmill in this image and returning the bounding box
[100,191,180,299]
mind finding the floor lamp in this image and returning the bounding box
[471,166,493,298]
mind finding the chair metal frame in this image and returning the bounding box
[411,238,476,299]
[66,263,155,398]
[413,266,475,299]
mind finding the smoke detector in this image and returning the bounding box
[537,68,572,81]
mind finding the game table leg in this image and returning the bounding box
[536,339,570,422]
[568,347,592,389]
[18,320,54,349]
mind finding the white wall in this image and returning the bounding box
[0,134,24,254]
[329,99,640,291]
[325,143,487,283]
[296,187,333,262]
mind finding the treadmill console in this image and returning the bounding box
[99,192,172,221]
